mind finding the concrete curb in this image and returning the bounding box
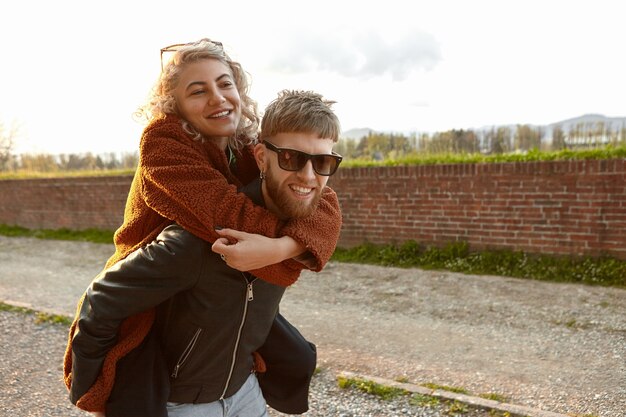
[337,371,570,417]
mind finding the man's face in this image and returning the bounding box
[255,132,335,219]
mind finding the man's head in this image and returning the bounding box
[255,90,342,219]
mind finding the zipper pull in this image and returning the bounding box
[247,283,254,301]
[171,364,180,378]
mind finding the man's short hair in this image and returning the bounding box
[260,90,341,142]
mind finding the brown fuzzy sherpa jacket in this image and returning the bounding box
[63,114,342,411]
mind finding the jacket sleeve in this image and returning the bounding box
[139,119,342,279]
[139,122,281,241]
[70,226,205,403]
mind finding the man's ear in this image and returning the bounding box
[253,143,266,172]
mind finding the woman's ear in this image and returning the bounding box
[253,143,266,172]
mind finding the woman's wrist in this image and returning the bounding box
[276,235,306,261]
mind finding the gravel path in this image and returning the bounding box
[0,310,492,417]
[1,236,624,416]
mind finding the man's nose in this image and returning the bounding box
[297,160,317,180]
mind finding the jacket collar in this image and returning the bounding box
[239,178,265,208]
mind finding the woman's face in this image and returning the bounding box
[173,58,242,144]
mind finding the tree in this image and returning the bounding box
[334,139,359,159]
[349,132,413,160]
[455,129,480,153]
[568,122,584,147]
[514,124,542,151]
[20,153,59,172]
[0,120,19,171]
[121,152,139,169]
[424,131,453,154]
[551,125,566,150]
[416,133,430,151]
[486,127,512,154]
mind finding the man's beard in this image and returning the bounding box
[264,167,322,219]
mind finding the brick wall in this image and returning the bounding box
[0,176,132,231]
[1,159,625,259]
[327,159,626,259]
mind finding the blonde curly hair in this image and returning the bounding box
[136,38,259,150]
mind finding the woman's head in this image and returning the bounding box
[138,38,259,149]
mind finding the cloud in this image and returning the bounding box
[266,30,441,81]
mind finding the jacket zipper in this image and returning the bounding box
[220,273,256,399]
[171,328,202,378]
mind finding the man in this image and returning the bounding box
[69,90,343,417]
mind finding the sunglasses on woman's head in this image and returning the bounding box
[263,141,343,176]
[159,39,224,71]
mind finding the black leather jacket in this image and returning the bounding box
[71,223,286,404]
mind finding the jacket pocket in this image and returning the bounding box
[171,328,202,378]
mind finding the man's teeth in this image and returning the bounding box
[210,110,229,118]
[291,185,312,194]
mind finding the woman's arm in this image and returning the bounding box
[212,230,310,271]
[138,117,341,279]
[139,118,283,242]
[211,189,341,272]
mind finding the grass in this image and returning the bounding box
[422,382,470,395]
[0,168,135,180]
[1,224,625,288]
[337,376,408,400]
[0,301,72,326]
[338,376,515,416]
[332,241,626,288]
[0,224,114,244]
[488,410,512,417]
[410,393,440,407]
[479,393,510,402]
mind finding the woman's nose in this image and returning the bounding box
[207,90,226,106]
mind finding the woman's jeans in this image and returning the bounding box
[166,373,269,417]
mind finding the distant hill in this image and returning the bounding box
[341,128,374,140]
[476,114,626,136]
[342,114,626,141]
[548,114,626,132]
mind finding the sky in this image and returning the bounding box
[1,0,625,155]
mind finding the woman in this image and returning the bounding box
[64,38,341,415]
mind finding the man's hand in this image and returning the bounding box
[212,228,305,271]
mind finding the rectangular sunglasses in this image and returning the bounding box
[263,141,343,176]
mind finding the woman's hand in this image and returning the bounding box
[212,228,305,271]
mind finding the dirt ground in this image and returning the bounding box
[0,235,624,417]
